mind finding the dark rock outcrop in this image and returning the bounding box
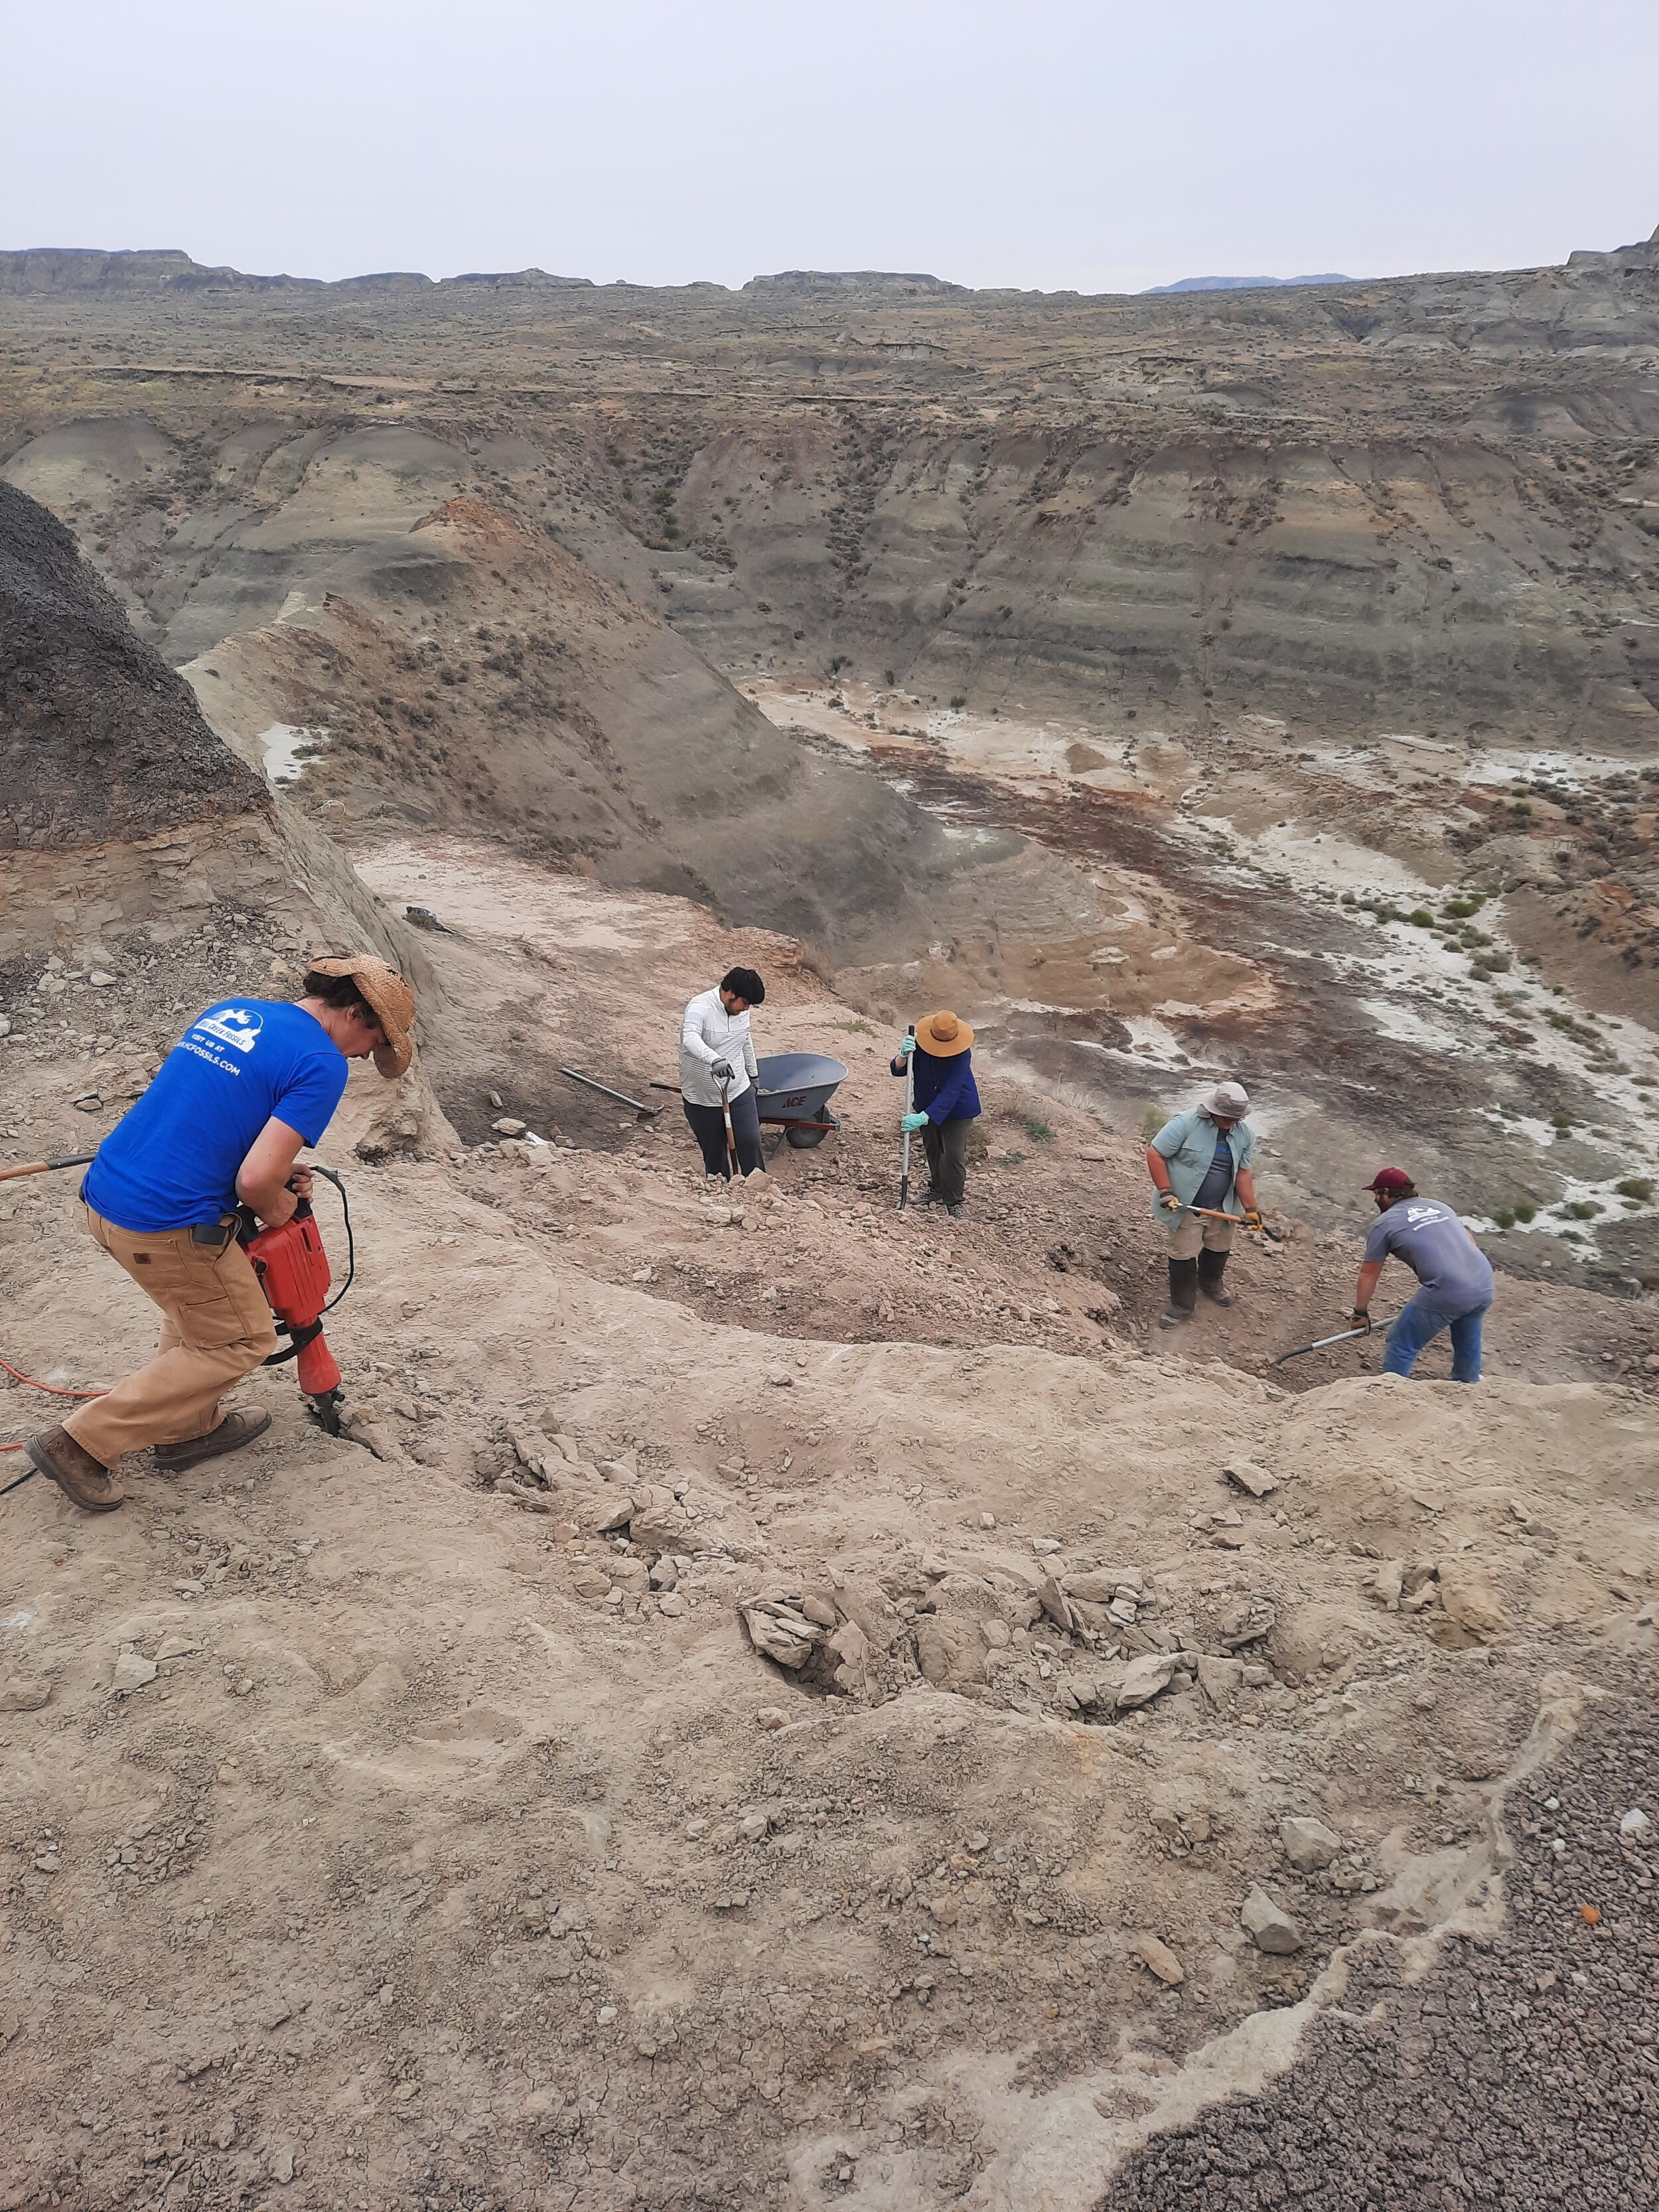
[0,481,269,852]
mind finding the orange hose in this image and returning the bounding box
[1,1357,106,1450]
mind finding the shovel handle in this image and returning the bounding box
[0,1153,96,1184]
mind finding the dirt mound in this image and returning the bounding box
[0,481,267,854]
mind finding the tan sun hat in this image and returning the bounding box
[1202,1080,1250,1120]
[309,954,417,1078]
[914,1009,974,1057]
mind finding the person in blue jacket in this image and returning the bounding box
[892,1009,981,1218]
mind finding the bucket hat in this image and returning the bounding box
[309,954,417,1078]
[1202,1080,1250,1120]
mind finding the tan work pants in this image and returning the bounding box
[62,1207,278,1467]
[1167,1213,1234,1260]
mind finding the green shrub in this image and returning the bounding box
[1563,1200,1599,1220]
[1615,1177,1654,1201]
[1494,1209,1516,1229]
[1514,1202,1537,1223]
[1141,1107,1168,1140]
[1407,909,1436,928]
[1550,1112,1575,1130]
[1025,1117,1055,1143]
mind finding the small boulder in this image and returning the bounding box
[112,1651,158,1695]
[1129,1932,1185,1986]
[1240,1886,1303,1954]
[1195,1653,1244,1706]
[1372,1560,1406,1609]
[1116,1653,1178,1710]
[1437,1558,1506,1642]
[1280,1815,1342,1872]
[742,1604,818,1670]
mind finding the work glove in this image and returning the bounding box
[897,1035,916,1057]
[901,1111,930,1133]
[711,1061,733,1083]
[1157,1189,1183,1214]
[1350,1309,1372,1334]
[1243,1207,1264,1233]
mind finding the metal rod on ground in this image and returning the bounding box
[556,1067,662,1117]
[899,1023,916,1212]
[1275,1311,1396,1366]
[0,1153,96,1185]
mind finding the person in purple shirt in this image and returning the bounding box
[1352,1167,1495,1382]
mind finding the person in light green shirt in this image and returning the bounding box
[1145,1080,1262,1327]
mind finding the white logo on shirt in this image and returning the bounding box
[192,1006,263,1055]
[1403,1204,1449,1227]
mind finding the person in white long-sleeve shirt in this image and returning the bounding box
[680,966,766,1179]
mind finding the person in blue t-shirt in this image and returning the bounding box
[892,1009,981,1217]
[27,955,417,1515]
[1351,1167,1495,1382]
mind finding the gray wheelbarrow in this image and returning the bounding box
[755,1052,848,1151]
[648,1051,848,1157]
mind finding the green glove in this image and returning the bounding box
[898,1035,916,1057]
[901,1110,929,1132]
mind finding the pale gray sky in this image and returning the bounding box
[6,0,1656,293]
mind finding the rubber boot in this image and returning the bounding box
[1197,1246,1233,1307]
[1160,1256,1199,1328]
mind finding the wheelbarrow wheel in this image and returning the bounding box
[786,1114,837,1149]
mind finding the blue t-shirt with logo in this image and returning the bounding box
[1363,1196,1494,1316]
[83,999,348,1233]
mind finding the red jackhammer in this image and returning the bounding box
[237,1163,353,1434]
[1,1153,354,1480]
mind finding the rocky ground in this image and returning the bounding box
[1101,1693,1659,2211]
[3,844,1657,2211]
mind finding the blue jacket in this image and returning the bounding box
[891,1044,981,1123]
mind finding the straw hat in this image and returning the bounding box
[309,954,417,1078]
[914,1009,974,1057]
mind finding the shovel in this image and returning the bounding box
[898,1023,916,1211]
[0,1151,96,1184]
[1275,1311,1394,1366]
[719,1073,740,1180]
[1180,1201,1283,1244]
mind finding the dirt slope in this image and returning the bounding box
[3,839,1656,2212]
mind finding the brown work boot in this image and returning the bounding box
[153,1407,271,1473]
[27,1426,124,1512]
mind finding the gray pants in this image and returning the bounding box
[923,1120,970,1205]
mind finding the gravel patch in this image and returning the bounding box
[1102,1684,1658,2211]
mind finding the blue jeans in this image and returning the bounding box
[1382,1296,1490,1383]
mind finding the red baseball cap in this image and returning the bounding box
[1364,1167,1413,1195]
